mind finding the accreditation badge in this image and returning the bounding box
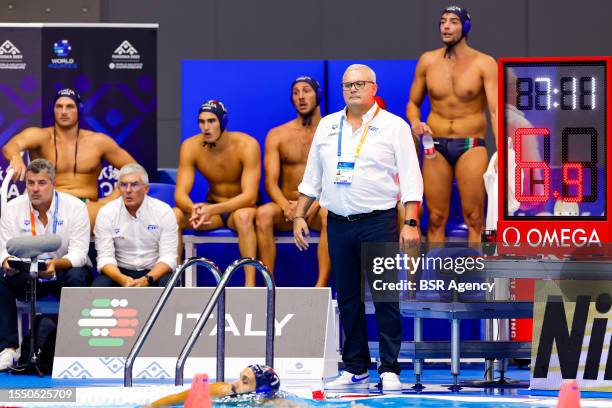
[334,161,355,184]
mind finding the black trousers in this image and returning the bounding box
[92,266,170,287]
[0,267,92,350]
[327,208,401,375]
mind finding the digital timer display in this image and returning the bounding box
[503,62,606,220]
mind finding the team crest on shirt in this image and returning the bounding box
[21,219,32,232]
[113,228,121,235]
[328,124,339,136]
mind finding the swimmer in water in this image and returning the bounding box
[147,364,280,407]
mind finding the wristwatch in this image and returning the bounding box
[145,275,155,286]
[404,219,418,227]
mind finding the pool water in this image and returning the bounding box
[2,366,609,407]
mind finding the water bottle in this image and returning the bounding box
[422,132,436,159]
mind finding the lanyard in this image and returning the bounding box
[30,191,59,236]
[337,105,380,159]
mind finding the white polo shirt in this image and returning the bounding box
[94,195,178,272]
[299,102,423,216]
[0,191,90,267]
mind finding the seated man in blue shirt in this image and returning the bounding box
[93,163,178,287]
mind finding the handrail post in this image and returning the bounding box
[124,257,223,387]
[175,257,275,385]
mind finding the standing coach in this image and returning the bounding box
[293,64,422,390]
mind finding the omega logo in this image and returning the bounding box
[502,227,601,247]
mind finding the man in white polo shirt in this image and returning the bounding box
[294,64,423,391]
[93,164,178,287]
[0,158,91,371]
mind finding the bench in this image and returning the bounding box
[182,228,320,286]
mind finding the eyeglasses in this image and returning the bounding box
[341,80,375,91]
[118,181,144,191]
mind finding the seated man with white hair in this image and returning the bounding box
[93,164,178,287]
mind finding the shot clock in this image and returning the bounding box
[497,57,612,246]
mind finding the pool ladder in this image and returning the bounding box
[124,257,275,387]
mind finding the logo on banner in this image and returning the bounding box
[0,40,21,56]
[109,40,143,70]
[53,39,72,57]
[0,40,26,70]
[48,39,77,69]
[113,40,138,56]
[77,297,139,348]
[502,226,601,248]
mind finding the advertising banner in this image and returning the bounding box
[531,280,612,391]
[53,287,337,381]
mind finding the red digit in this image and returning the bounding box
[514,128,550,202]
[562,163,583,202]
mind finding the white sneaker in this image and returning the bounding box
[380,372,402,391]
[0,348,18,371]
[324,371,369,389]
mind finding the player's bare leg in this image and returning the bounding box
[455,146,488,243]
[255,202,288,277]
[173,207,187,264]
[423,154,454,242]
[307,207,330,287]
[228,207,258,286]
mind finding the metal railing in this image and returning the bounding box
[124,257,224,387]
[175,257,275,385]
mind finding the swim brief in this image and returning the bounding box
[206,198,231,227]
[431,137,486,166]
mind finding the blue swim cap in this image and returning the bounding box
[198,99,229,132]
[291,76,322,106]
[53,88,83,118]
[248,364,280,396]
[441,5,471,36]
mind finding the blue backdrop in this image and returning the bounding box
[181,60,429,149]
